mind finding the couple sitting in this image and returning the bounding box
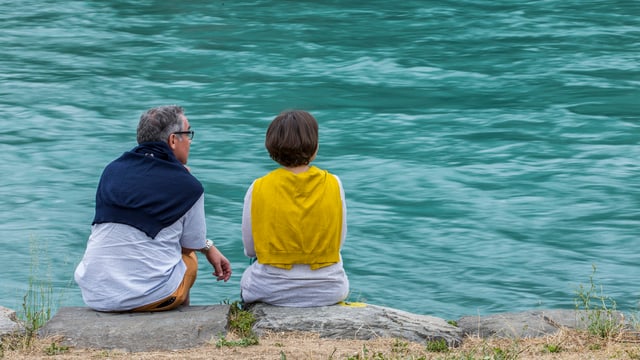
[74,106,349,312]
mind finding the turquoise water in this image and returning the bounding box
[1,1,638,320]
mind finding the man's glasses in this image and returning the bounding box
[173,130,194,140]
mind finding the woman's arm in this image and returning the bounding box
[241,182,256,258]
[335,175,347,247]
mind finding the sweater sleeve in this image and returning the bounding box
[334,174,347,248]
[242,181,256,257]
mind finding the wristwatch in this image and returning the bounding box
[200,239,214,254]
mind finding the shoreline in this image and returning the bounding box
[2,303,640,359]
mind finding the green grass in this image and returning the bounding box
[215,335,259,348]
[215,301,259,348]
[44,341,70,355]
[0,236,71,356]
[16,236,54,347]
[574,264,625,339]
[542,343,562,353]
[425,338,449,353]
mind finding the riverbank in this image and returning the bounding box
[2,302,639,359]
[4,328,640,359]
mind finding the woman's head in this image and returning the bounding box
[265,110,319,167]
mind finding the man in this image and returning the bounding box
[75,105,232,312]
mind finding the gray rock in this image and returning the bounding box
[248,302,463,347]
[0,306,22,335]
[457,309,606,338]
[39,305,230,352]
[25,304,623,352]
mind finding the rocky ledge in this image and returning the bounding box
[0,303,601,353]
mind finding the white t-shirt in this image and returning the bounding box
[74,194,206,311]
[240,174,349,307]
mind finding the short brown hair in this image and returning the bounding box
[265,110,318,167]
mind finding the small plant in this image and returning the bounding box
[492,346,517,360]
[215,301,259,347]
[391,338,409,353]
[215,335,259,348]
[227,301,256,339]
[425,338,449,353]
[16,236,54,348]
[574,264,624,339]
[543,343,561,353]
[44,342,69,355]
[447,320,458,327]
[20,281,52,345]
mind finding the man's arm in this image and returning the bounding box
[200,241,232,282]
[180,195,232,281]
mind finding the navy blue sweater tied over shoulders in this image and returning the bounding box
[92,141,204,238]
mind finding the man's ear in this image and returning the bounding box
[168,134,177,150]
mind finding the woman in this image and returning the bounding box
[240,110,349,307]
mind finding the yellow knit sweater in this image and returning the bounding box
[251,166,342,270]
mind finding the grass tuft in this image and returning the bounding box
[215,301,259,348]
[14,236,54,349]
[425,338,449,353]
[574,264,625,339]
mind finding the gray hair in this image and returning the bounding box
[136,105,185,144]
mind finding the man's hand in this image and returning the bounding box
[205,246,232,282]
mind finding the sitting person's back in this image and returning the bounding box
[74,105,231,312]
[240,110,349,307]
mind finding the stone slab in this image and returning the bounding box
[249,302,463,346]
[0,305,22,335]
[39,305,230,352]
[457,309,596,338]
